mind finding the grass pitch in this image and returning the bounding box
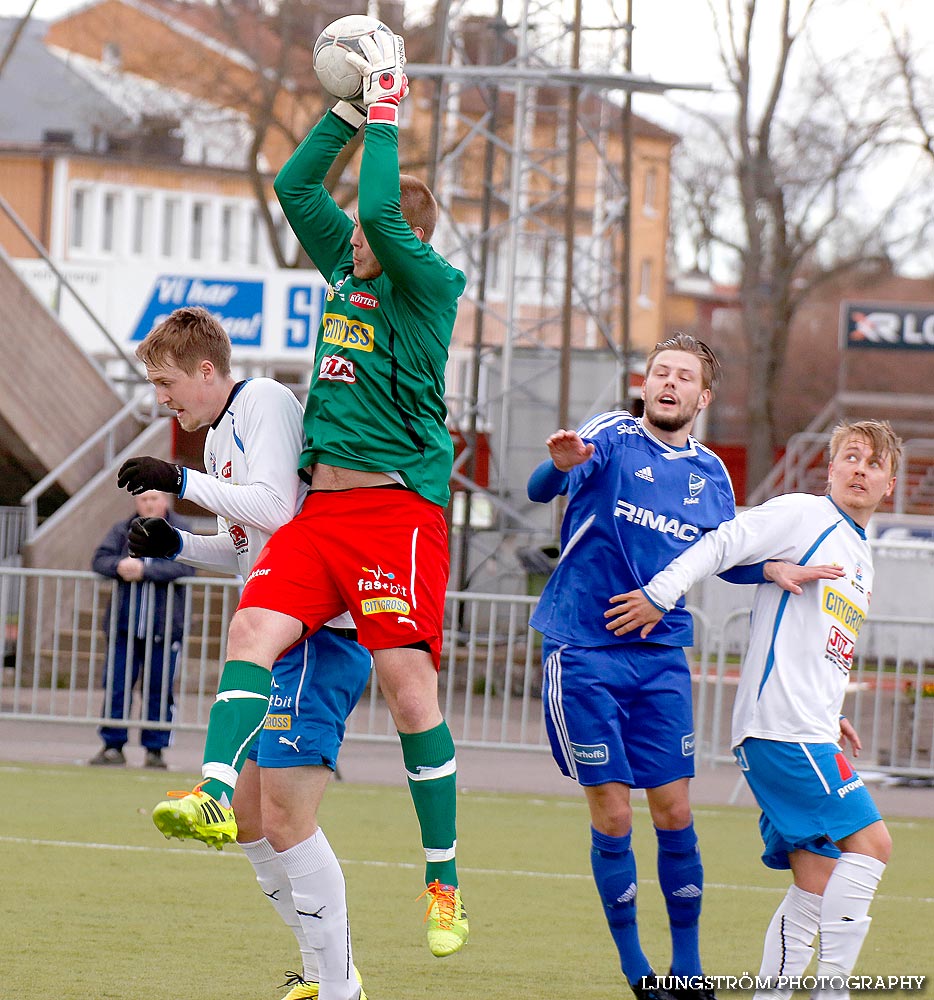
[1,762,931,999]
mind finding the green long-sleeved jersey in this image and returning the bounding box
[274,112,466,508]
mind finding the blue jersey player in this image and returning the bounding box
[528,334,758,1000]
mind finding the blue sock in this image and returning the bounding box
[591,827,652,985]
[656,823,704,977]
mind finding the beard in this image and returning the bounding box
[644,399,694,433]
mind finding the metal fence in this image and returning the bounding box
[1,566,933,777]
[0,507,26,567]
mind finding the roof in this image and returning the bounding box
[0,15,251,168]
[0,16,132,150]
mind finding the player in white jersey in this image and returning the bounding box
[605,420,902,1000]
[118,307,371,1000]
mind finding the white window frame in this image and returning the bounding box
[642,166,658,218]
[131,192,153,257]
[101,190,123,255]
[220,203,237,263]
[161,197,181,258]
[68,185,92,253]
[190,200,209,260]
[637,257,653,308]
[247,207,262,266]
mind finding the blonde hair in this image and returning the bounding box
[646,333,722,392]
[829,419,902,477]
[136,307,232,377]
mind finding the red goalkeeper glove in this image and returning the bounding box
[346,31,408,126]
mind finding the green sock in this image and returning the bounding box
[201,660,270,803]
[400,722,458,887]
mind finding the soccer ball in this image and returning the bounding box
[313,14,392,100]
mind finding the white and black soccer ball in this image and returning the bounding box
[313,14,392,100]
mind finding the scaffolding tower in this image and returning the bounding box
[406,0,709,590]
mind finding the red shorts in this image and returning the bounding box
[240,486,449,669]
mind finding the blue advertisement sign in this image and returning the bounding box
[842,301,934,350]
[284,283,328,350]
[131,276,264,346]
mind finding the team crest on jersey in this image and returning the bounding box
[683,473,706,505]
[349,291,379,309]
[852,561,865,593]
[228,523,249,554]
[326,276,350,302]
[319,355,356,383]
[209,451,217,476]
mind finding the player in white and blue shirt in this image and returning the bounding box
[606,420,902,1000]
[529,335,763,1000]
[119,308,371,1000]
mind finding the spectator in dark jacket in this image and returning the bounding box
[89,491,189,768]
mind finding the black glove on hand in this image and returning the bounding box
[128,517,182,559]
[117,456,184,495]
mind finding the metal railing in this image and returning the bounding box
[19,394,164,541]
[0,192,144,385]
[0,507,26,566]
[2,566,933,777]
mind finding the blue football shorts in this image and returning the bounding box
[541,638,695,789]
[248,626,372,770]
[734,737,882,871]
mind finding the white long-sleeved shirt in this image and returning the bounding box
[174,377,353,629]
[643,493,873,748]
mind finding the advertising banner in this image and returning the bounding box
[841,301,934,350]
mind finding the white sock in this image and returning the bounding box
[278,829,357,1000]
[754,884,822,1000]
[240,837,318,981]
[813,854,886,1000]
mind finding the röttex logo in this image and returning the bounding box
[349,291,379,310]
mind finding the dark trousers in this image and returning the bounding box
[99,634,178,751]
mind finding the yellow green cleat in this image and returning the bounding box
[151,781,237,850]
[278,966,365,1000]
[418,880,469,957]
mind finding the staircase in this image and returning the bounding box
[748,392,934,514]
[0,242,176,569]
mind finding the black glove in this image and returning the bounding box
[128,517,182,559]
[117,456,184,495]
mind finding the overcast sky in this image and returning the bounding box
[9,0,931,124]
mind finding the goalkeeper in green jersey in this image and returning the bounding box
[150,29,469,960]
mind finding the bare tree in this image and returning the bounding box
[180,0,344,268]
[178,0,434,268]
[882,14,934,261]
[674,0,903,491]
